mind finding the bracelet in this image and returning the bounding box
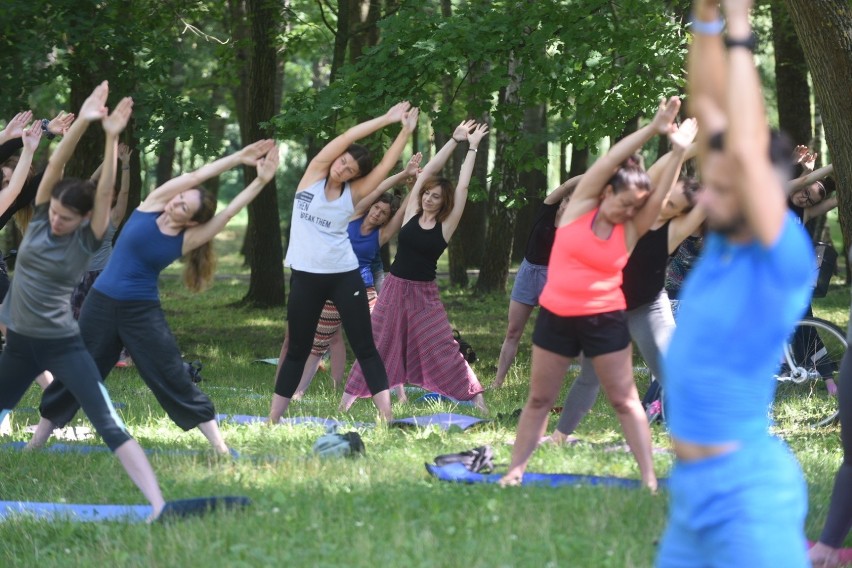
[724,32,758,52]
[468,148,478,153]
[452,137,464,144]
[41,118,56,140]
[688,14,725,36]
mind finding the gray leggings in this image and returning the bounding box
[556,290,675,435]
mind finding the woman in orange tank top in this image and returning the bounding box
[501,96,684,491]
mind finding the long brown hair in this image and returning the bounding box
[416,178,455,223]
[182,189,218,292]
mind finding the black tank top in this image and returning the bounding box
[622,221,670,310]
[390,214,448,281]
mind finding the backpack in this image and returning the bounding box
[433,445,494,474]
[313,428,365,458]
[453,329,477,365]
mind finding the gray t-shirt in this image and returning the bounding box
[87,221,116,272]
[0,203,102,337]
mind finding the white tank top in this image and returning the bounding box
[284,178,358,273]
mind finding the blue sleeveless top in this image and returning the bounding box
[347,217,380,287]
[663,213,813,444]
[94,209,185,301]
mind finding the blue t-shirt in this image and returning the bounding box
[347,217,380,287]
[663,213,814,444]
[94,209,184,301]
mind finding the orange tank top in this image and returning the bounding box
[539,208,628,316]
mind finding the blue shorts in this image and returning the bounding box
[657,436,808,568]
[510,259,548,306]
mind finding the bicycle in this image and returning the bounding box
[774,316,847,429]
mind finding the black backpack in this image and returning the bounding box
[434,445,494,474]
[453,329,477,365]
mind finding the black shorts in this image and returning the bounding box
[532,307,630,358]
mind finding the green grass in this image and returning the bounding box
[0,227,850,567]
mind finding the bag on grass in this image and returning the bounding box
[453,329,477,365]
[313,428,365,458]
[183,360,204,384]
[434,445,494,474]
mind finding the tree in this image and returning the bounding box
[785,1,852,271]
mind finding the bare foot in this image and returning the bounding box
[498,473,522,487]
[540,431,581,446]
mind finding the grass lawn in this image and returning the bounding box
[0,220,849,567]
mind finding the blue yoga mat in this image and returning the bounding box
[392,413,485,431]
[0,496,251,523]
[217,414,371,428]
[426,462,666,489]
[218,413,485,431]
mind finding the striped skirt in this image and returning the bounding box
[310,287,377,357]
[343,274,482,400]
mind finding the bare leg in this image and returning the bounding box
[592,346,657,491]
[114,439,166,522]
[394,384,407,403]
[494,301,535,388]
[35,371,54,390]
[371,389,392,421]
[196,419,229,454]
[328,330,346,388]
[25,417,56,449]
[501,346,571,485]
[292,355,322,400]
[268,393,290,425]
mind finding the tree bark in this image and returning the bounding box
[772,0,812,146]
[512,104,547,264]
[785,1,852,279]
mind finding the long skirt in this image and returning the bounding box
[343,274,482,400]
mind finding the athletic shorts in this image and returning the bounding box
[510,259,548,306]
[532,307,630,358]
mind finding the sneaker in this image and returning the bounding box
[646,400,663,424]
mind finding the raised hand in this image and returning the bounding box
[721,0,753,19]
[79,81,110,122]
[668,117,698,151]
[118,142,133,164]
[650,96,681,136]
[385,101,412,124]
[256,144,280,183]
[22,123,43,151]
[402,107,419,133]
[453,120,476,142]
[102,97,134,136]
[1,111,33,141]
[403,152,422,178]
[467,122,490,147]
[238,139,276,166]
[47,111,75,137]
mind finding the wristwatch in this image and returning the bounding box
[41,118,56,140]
[724,32,758,52]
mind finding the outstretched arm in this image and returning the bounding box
[688,0,728,162]
[36,81,110,206]
[354,152,422,217]
[351,107,419,202]
[443,122,489,242]
[788,164,833,192]
[543,175,583,205]
[140,139,276,212]
[0,124,41,216]
[91,97,133,240]
[182,144,280,254]
[110,143,132,226]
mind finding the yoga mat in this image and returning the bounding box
[413,392,474,407]
[392,413,485,431]
[1,441,204,457]
[217,414,370,428]
[426,462,665,489]
[0,496,251,523]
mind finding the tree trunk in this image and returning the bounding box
[785,1,852,280]
[512,104,547,264]
[156,137,177,189]
[238,0,285,307]
[568,146,589,178]
[772,0,812,146]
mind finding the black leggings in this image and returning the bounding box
[275,269,388,397]
[0,330,131,450]
[819,307,852,547]
[39,289,215,431]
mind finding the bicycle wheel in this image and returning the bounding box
[774,316,847,429]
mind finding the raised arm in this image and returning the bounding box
[36,82,109,206]
[91,97,133,240]
[443,122,488,242]
[354,151,422,218]
[300,102,412,190]
[110,143,132,226]
[351,107,419,202]
[182,144,279,254]
[723,0,786,246]
[543,175,583,205]
[0,111,33,147]
[788,164,834,192]
[688,0,728,163]
[632,118,699,237]
[380,191,412,246]
[0,125,41,216]
[140,139,275,212]
[568,97,681,218]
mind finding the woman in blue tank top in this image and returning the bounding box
[269,103,418,423]
[30,138,279,456]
